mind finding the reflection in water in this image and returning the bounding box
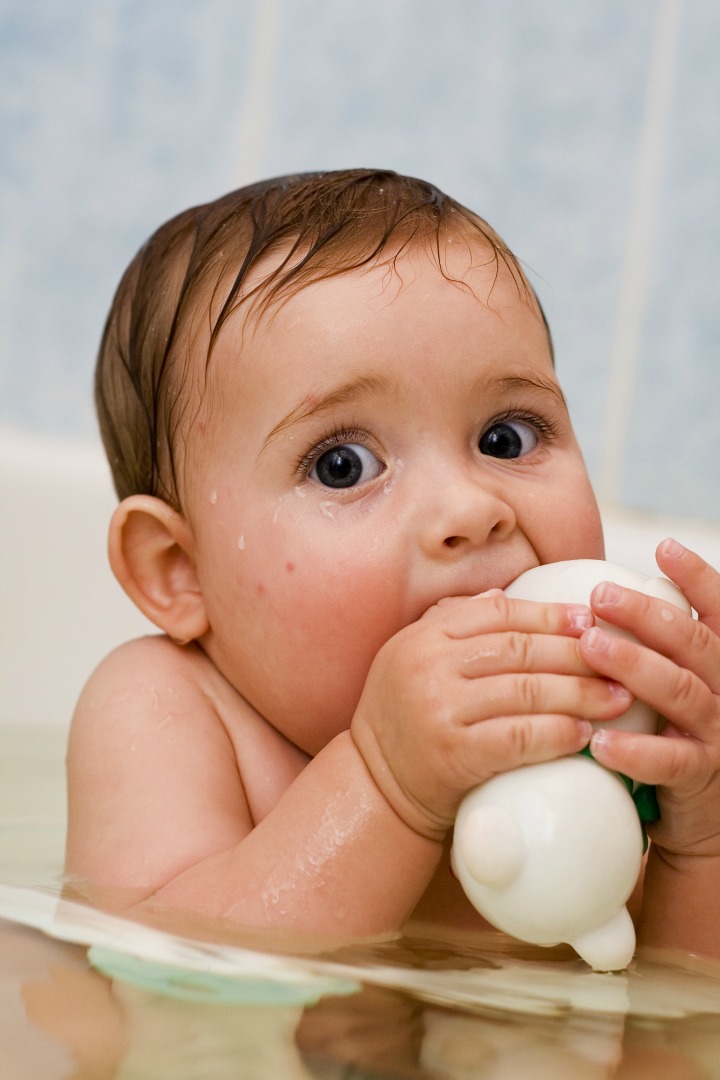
[4,913,720,1080]
[103,987,312,1080]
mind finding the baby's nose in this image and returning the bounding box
[421,471,517,556]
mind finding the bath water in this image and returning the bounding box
[2,724,720,1080]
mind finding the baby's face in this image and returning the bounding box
[183,239,604,753]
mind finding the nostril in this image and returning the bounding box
[444,535,467,549]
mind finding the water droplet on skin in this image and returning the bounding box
[273,492,298,524]
[319,501,337,521]
[210,489,218,505]
[237,535,246,550]
[382,460,403,495]
[293,485,306,498]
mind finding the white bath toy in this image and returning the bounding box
[451,560,691,971]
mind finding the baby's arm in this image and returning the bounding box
[578,540,720,958]
[66,597,629,939]
[66,636,441,935]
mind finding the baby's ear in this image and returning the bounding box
[108,495,209,644]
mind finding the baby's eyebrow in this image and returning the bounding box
[260,374,395,456]
[259,369,566,459]
[494,373,568,407]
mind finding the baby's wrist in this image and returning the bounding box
[348,725,451,843]
[646,840,720,872]
[638,843,720,958]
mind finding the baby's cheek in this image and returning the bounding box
[286,556,403,670]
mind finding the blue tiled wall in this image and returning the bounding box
[1,0,718,518]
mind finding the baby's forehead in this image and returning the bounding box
[208,227,533,345]
[203,241,547,406]
[181,225,545,418]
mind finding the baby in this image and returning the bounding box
[65,170,720,956]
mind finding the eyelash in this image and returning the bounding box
[294,409,561,478]
[294,426,377,478]
[491,409,561,443]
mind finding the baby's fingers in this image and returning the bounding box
[458,632,595,679]
[591,578,720,694]
[467,670,633,725]
[589,726,714,791]
[655,539,720,637]
[464,713,594,777]
[430,591,594,640]
[579,626,720,742]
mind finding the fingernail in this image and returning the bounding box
[576,719,593,745]
[583,626,610,652]
[568,605,593,631]
[608,680,632,702]
[660,537,686,559]
[591,728,610,752]
[594,581,621,605]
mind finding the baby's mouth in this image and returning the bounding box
[410,551,541,623]
[455,563,540,600]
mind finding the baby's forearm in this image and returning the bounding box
[637,846,720,960]
[135,731,444,938]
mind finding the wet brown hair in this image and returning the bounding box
[95,169,544,509]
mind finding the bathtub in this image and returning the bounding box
[2,427,720,1079]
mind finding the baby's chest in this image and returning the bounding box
[220,703,310,826]
[407,841,495,938]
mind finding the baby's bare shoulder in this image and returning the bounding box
[76,635,228,720]
[86,633,207,682]
[66,636,258,888]
[70,636,221,749]
[69,635,306,828]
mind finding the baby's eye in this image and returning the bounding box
[479,419,539,460]
[310,443,384,489]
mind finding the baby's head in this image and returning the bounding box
[95,169,543,512]
[97,170,603,750]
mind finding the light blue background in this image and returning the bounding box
[2,0,718,519]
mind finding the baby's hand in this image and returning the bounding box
[581,540,720,860]
[351,592,633,840]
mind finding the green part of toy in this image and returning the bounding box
[632,783,660,824]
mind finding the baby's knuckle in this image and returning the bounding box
[687,617,713,655]
[486,592,512,622]
[395,623,439,663]
[635,591,655,618]
[507,719,535,758]
[429,693,457,733]
[516,672,542,712]
[426,595,461,618]
[507,631,532,670]
[664,743,693,786]
[672,667,699,710]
